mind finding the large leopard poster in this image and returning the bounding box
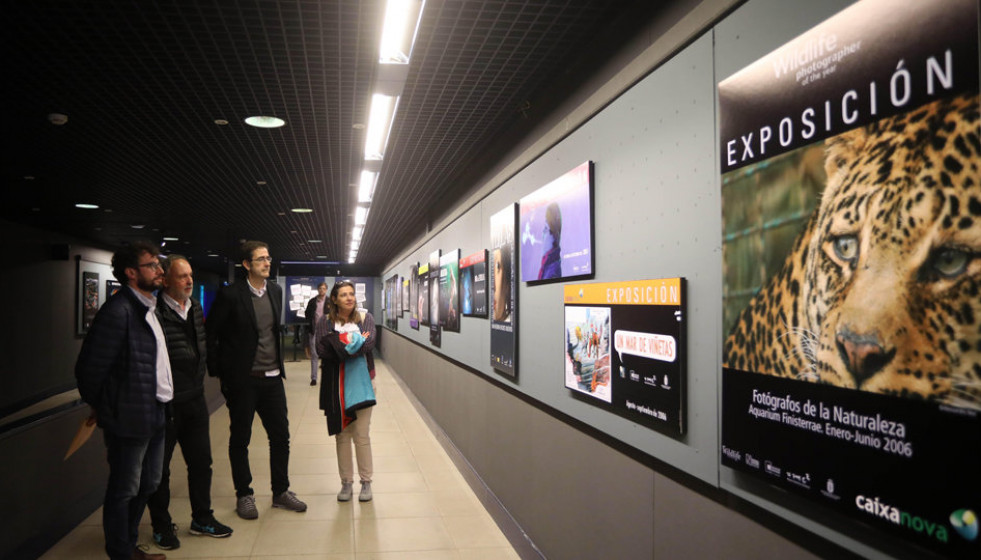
[719,0,980,557]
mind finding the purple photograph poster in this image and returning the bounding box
[519,161,594,283]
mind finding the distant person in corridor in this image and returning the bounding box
[304,281,328,386]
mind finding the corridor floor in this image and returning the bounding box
[40,358,518,560]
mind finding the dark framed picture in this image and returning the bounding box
[439,249,460,333]
[461,249,488,317]
[490,204,518,378]
[76,257,107,336]
[519,161,594,284]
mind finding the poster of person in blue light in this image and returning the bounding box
[518,161,594,284]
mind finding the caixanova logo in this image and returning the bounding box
[855,495,948,542]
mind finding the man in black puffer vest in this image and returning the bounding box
[146,255,232,550]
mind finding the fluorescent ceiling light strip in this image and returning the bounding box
[355,206,369,225]
[364,94,396,160]
[359,170,378,203]
[379,0,412,63]
[352,225,364,241]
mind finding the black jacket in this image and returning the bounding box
[304,295,325,335]
[206,279,285,388]
[75,286,166,438]
[156,294,207,403]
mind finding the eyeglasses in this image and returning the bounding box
[252,256,273,263]
[137,261,163,270]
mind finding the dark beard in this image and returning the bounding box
[137,276,161,293]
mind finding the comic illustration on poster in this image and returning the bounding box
[439,249,461,333]
[565,279,686,435]
[284,276,329,324]
[428,249,442,347]
[719,0,980,556]
[519,161,594,284]
[461,250,488,317]
[490,204,517,377]
[409,264,419,330]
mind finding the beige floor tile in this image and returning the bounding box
[443,514,510,549]
[252,518,354,555]
[352,492,441,519]
[353,516,455,553]
[356,550,457,560]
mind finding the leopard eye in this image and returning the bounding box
[831,235,859,263]
[931,248,969,277]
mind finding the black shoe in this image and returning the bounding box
[189,516,233,538]
[152,523,180,550]
[310,379,316,386]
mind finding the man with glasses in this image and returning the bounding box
[76,241,173,560]
[206,241,307,520]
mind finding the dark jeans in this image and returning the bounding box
[147,394,214,530]
[103,427,165,560]
[226,375,290,497]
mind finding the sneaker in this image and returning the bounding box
[337,481,353,502]
[189,517,233,538]
[152,523,180,550]
[359,481,373,502]
[272,490,308,512]
[236,495,259,520]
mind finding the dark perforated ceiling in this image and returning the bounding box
[2,0,655,275]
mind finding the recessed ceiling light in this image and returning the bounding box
[23,176,35,180]
[291,208,313,213]
[245,116,285,128]
[308,239,322,243]
[131,224,145,229]
[214,119,229,125]
[353,123,365,129]
[277,212,285,216]
[207,253,219,257]
[163,236,179,241]
[257,180,267,185]
[75,203,99,209]
[316,255,327,259]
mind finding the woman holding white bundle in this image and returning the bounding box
[315,281,377,502]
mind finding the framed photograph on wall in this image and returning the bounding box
[439,249,460,333]
[461,249,488,317]
[429,249,442,347]
[409,264,419,330]
[519,161,594,284]
[76,257,109,336]
[718,0,981,556]
[490,204,518,378]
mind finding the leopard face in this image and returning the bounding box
[724,94,981,410]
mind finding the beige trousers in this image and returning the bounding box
[335,405,373,483]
